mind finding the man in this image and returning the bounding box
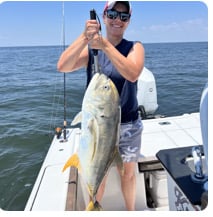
[57,1,144,210]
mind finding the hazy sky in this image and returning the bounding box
[0,1,208,47]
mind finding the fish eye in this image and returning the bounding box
[103,85,109,90]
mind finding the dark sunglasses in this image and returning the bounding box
[106,9,131,22]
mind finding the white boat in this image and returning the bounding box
[25,67,208,211]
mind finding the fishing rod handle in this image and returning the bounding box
[90,9,98,56]
[90,9,96,20]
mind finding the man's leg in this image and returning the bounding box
[96,174,108,203]
[119,162,136,211]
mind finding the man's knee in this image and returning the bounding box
[122,171,135,182]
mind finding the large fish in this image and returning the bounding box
[62,73,123,211]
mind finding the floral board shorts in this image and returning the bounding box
[119,117,143,162]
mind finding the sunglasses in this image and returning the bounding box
[106,9,131,22]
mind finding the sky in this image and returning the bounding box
[0,0,209,47]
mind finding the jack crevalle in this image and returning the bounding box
[62,73,123,211]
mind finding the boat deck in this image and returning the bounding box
[25,113,202,211]
[141,112,201,160]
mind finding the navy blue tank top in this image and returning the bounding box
[87,39,139,123]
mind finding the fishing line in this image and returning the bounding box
[62,1,67,141]
[49,2,67,141]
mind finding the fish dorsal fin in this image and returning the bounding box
[71,112,82,126]
[62,153,80,172]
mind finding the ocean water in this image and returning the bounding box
[0,42,208,210]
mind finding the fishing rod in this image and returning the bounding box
[62,1,67,142]
[56,2,67,141]
[55,1,67,142]
[90,9,101,74]
[56,8,99,141]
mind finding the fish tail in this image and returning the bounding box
[85,201,103,211]
[62,153,80,172]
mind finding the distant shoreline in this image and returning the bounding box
[0,41,208,48]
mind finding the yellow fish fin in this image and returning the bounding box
[86,201,103,211]
[62,153,80,172]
